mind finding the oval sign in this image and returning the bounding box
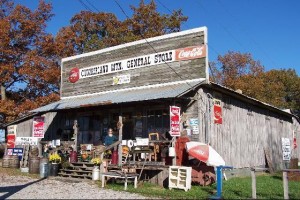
[69,68,79,83]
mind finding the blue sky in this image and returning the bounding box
[14,0,300,75]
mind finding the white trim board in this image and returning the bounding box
[61,27,207,62]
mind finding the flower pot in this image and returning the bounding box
[49,163,60,176]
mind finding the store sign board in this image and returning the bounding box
[16,137,38,146]
[68,45,206,82]
[282,138,291,161]
[61,27,208,98]
[170,106,181,137]
[32,116,45,138]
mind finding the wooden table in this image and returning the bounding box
[101,172,138,190]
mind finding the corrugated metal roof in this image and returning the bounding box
[31,80,204,113]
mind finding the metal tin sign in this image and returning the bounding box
[170,106,181,137]
[32,116,45,138]
[213,99,222,124]
[16,137,38,146]
[7,134,16,148]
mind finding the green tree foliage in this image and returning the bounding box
[211,51,300,115]
[55,0,188,57]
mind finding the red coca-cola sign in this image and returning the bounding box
[69,67,80,83]
[7,134,15,148]
[175,45,206,61]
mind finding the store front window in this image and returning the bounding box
[77,115,101,145]
[147,109,170,136]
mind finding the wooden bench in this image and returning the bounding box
[101,172,138,190]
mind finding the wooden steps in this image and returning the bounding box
[58,162,95,180]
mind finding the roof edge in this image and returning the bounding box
[206,82,297,118]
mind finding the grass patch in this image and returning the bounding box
[101,173,300,199]
[0,165,40,179]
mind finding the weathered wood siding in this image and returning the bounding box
[61,29,206,98]
[184,87,299,170]
[14,112,62,139]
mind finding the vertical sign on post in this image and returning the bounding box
[281,138,291,161]
[32,116,45,138]
[7,125,17,148]
[213,99,222,124]
[170,106,181,137]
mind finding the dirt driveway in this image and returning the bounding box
[0,174,150,199]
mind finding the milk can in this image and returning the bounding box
[40,157,49,178]
[92,166,100,180]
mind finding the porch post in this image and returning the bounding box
[118,115,123,165]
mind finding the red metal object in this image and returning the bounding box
[111,150,118,165]
[175,136,190,166]
[70,151,78,163]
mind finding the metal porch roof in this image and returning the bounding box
[31,80,204,113]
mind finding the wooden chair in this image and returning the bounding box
[148,133,160,161]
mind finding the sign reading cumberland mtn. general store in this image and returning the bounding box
[61,27,208,98]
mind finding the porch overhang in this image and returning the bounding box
[31,79,205,113]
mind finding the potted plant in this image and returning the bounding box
[91,157,102,166]
[49,152,61,176]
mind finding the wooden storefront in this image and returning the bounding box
[4,26,300,177]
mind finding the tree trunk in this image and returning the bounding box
[0,85,6,100]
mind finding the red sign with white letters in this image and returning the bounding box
[170,106,181,136]
[175,45,206,61]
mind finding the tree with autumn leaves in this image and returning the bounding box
[210,51,300,116]
[0,0,60,122]
[0,0,299,124]
[0,0,187,123]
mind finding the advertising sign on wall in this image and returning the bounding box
[32,116,45,138]
[170,106,181,137]
[7,148,23,160]
[213,99,222,124]
[7,134,16,148]
[7,125,17,135]
[282,137,291,161]
[112,74,131,85]
[15,137,38,146]
[189,118,199,134]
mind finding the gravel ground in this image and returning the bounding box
[0,175,152,199]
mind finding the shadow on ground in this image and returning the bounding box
[0,177,46,199]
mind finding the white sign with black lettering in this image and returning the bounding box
[190,118,199,134]
[16,137,38,146]
[282,137,291,161]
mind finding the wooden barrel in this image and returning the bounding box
[10,155,20,168]
[0,143,6,159]
[2,155,11,168]
[29,156,40,174]
[30,147,39,157]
